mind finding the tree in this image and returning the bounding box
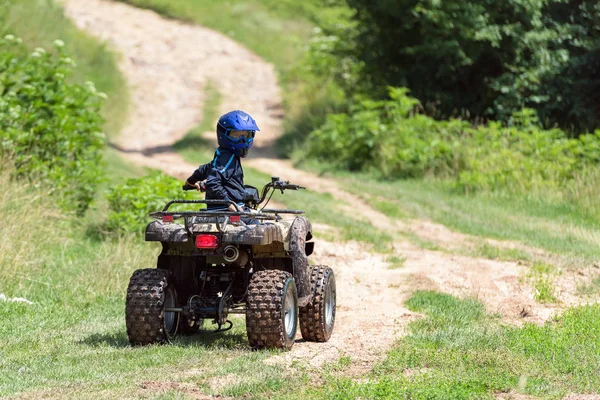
[314,0,600,132]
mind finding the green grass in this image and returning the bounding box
[0,0,128,137]
[527,262,559,304]
[386,255,406,269]
[476,243,533,263]
[294,161,600,264]
[308,291,600,399]
[84,148,148,231]
[0,0,138,234]
[578,277,600,296]
[0,171,310,399]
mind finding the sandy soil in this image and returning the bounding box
[63,0,591,374]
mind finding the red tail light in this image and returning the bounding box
[195,234,219,249]
[162,215,173,223]
[230,215,241,223]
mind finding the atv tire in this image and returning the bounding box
[246,270,298,350]
[299,265,336,342]
[126,268,179,345]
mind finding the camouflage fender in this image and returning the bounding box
[145,221,188,242]
[288,216,312,307]
[146,220,286,245]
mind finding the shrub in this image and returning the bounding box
[106,170,193,233]
[0,36,105,213]
[456,109,600,193]
[306,87,600,193]
[308,88,468,178]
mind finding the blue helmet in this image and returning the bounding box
[216,110,260,158]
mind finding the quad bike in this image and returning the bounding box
[125,177,336,350]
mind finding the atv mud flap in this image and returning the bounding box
[289,216,313,307]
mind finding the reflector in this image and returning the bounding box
[162,215,173,223]
[230,215,241,223]
[195,234,219,249]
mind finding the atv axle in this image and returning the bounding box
[164,307,247,314]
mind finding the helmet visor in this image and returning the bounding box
[226,129,255,142]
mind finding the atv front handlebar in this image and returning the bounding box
[182,177,305,207]
[257,178,305,205]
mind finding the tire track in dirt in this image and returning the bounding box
[63,0,580,372]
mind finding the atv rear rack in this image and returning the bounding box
[149,199,304,233]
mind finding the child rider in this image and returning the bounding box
[184,110,259,212]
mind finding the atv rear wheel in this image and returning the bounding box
[299,265,336,342]
[246,270,298,350]
[125,269,179,345]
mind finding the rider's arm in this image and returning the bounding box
[185,163,212,184]
[185,163,212,191]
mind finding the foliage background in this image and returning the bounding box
[0,37,105,213]
[106,171,193,233]
[309,0,600,133]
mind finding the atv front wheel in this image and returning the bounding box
[299,265,336,342]
[246,270,298,350]
[125,269,179,345]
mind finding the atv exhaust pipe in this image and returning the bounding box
[223,245,248,266]
[223,245,239,262]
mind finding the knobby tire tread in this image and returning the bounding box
[299,265,335,342]
[125,268,173,345]
[246,270,296,350]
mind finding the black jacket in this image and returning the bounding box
[186,148,245,209]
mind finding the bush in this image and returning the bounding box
[0,0,129,138]
[106,170,193,233]
[0,36,105,213]
[308,88,468,179]
[457,112,600,193]
[306,87,600,193]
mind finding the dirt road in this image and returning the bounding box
[63,0,573,370]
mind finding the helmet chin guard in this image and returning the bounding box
[216,110,260,157]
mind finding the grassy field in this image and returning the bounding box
[4,1,600,399]
[0,170,313,399]
[4,169,597,397]
[0,0,138,236]
[0,0,128,137]
[292,159,600,265]
[348,178,600,263]
[311,291,600,399]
